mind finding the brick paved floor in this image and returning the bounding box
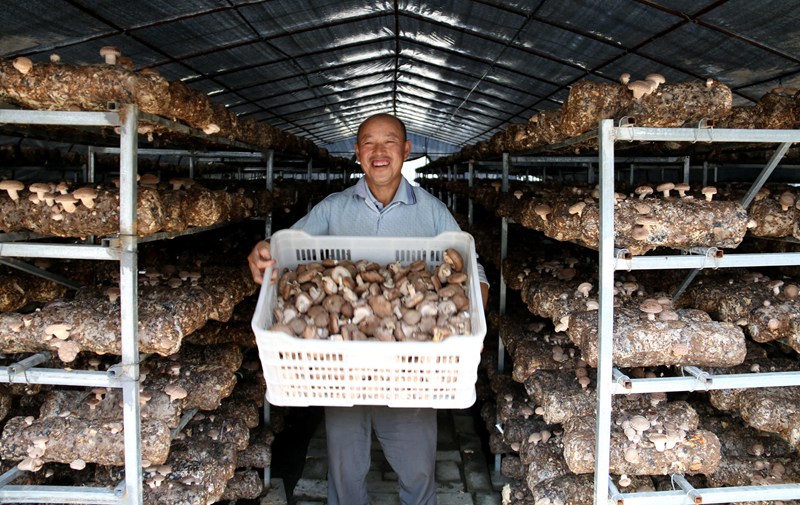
[285,409,503,505]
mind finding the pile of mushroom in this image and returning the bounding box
[269,249,472,342]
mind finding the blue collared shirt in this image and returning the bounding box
[291,176,488,284]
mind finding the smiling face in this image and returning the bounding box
[354,114,411,205]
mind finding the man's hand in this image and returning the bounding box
[247,240,277,285]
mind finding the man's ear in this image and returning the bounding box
[354,142,360,161]
[403,139,411,160]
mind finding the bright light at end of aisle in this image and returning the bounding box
[404,156,430,186]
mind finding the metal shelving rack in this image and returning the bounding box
[594,119,800,505]
[0,106,278,504]
[0,106,143,504]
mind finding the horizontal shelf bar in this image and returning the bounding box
[133,222,234,244]
[138,112,262,152]
[0,231,47,243]
[506,155,687,164]
[615,252,800,271]
[0,243,119,260]
[614,127,800,144]
[612,371,800,395]
[618,483,800,505]
[0,367,122,388]
[0,485,121,504]
[92,147,265,159]
[0,109,120,127]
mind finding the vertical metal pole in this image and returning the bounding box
[683,156,691,183]
[265,150,274,238]
[307,159,314,213]
[468,161,474,226]
[594,119,615,505]
[494,152,511,475]
[702,161,708,186]
[629,163,634,186]
[87,146,96,183]
[453,166,459,213]
[263,149,276,487]
[119,105,142,505]
[499,152,509,367]
[188,155,195,179]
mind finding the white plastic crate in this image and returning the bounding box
[251,230,487,408]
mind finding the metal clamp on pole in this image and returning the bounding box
[618,116,636,128]
[614,248,632,261]
[614,248,633,271]
[697,118,714,129]
[683,366,713,387]
[672,474,703,504]
[7,351,51,375]
[688,246,723,261]
[608,476,625,505]
[613,367,632,390]
[114,480,126,497]
[106,361,139,382]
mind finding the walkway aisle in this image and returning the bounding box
[290,409,502,505]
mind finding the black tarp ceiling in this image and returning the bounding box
[1,0,799,160]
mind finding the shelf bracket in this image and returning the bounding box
[671,248,722,301]
[0,257,83,291]
[7,351,51,375]
[741,142,793,210]
[171,408,198,440]
[683,366,713,388]
[612,368,632,390]
[672,474,703,504]
[0,467,22,488]
[608,476,625,505]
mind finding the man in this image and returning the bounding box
[248,113,488,505]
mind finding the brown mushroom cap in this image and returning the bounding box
[203,123,221,135]
[164,384,188,402]
[634,186,653,200]
[138,173,160,186]
[656,182,675,197]
[29,182,51,199]
[12,57,33,75]
[54,193,78,213]
[779,191,795,211]
[674,182,690,197]
[569,201,587,217]
[0,180,25,201]
[99,46,121,64]
[443,248,464,272]
[534,203,552,222]
[701,186,717,201]
[72,186,98,209]
[639,299,663,319]
[628,80,653,100]
[645,73,666,86]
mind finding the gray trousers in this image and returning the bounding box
[325,406,437,505]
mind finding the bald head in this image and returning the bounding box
[357,113,407,144]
